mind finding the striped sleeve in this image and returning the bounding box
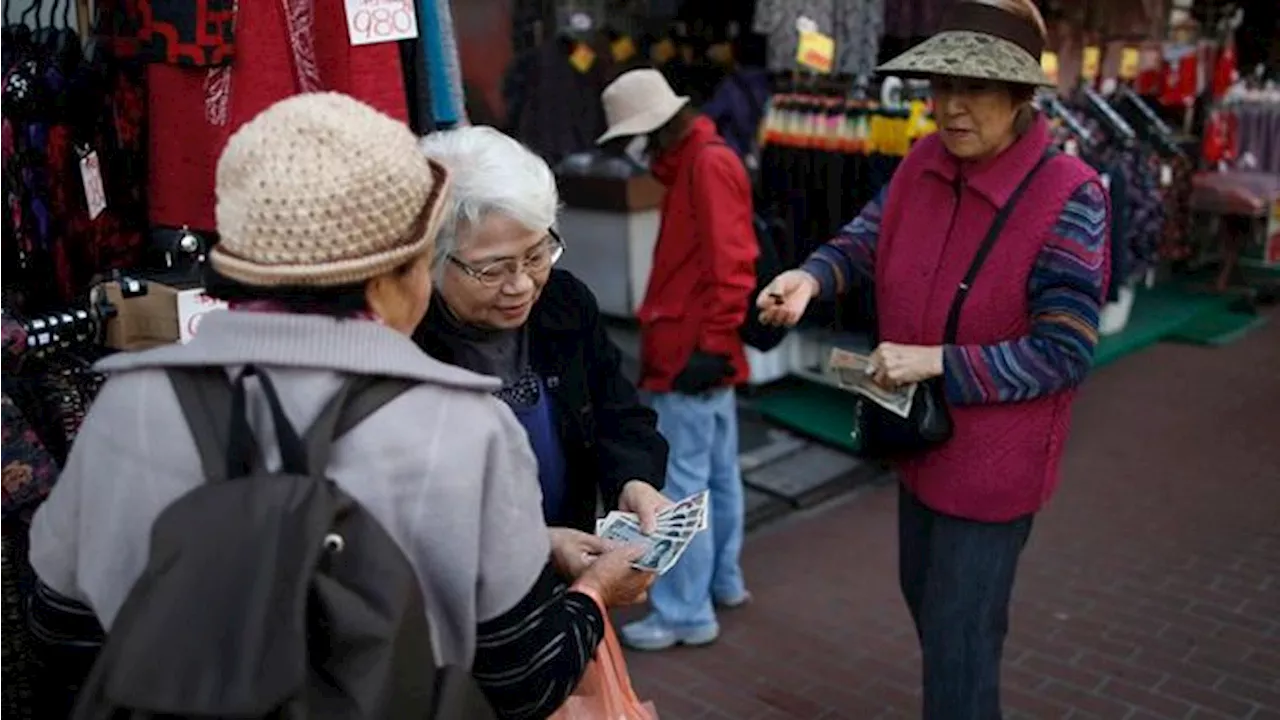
[943,180,1110,405]
[472,563,604,719]
[799,187,885,300]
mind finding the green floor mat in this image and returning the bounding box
[751,285,1261,453]
[1168,310,1268,346]
[1093,285,1235,368]
[746,378,860,454]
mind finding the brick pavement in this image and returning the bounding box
[620,311,1280,720]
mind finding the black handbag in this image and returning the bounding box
[854,149,1057,460]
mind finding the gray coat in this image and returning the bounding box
[28,310,551,667]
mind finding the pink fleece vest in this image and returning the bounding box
[877,117,1097,522]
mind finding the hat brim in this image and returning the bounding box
[596,96,691,145]
[877,31,1053,88]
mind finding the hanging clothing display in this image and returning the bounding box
[881,0,946,40]
[418,0,467,127]
[136,0,410,232]
[513,37,613,165]
[752,0,885,79]
[2,14,148,314]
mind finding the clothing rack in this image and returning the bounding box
[1080,87,1138,144]
[1039,95,1096,150]
[1112,86,1187,160]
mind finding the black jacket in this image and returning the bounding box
[414,270,668,532]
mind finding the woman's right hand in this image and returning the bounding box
[756,269,820,327]
[574,544,654,607]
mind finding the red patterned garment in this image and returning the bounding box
[147,0,409,231]
[96,0,236,67]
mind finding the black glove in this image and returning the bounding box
[672,351,734,395]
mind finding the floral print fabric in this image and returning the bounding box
[2,393,59,524]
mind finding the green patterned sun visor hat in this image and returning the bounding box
[877,2,1053,87]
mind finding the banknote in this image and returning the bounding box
[827,348,916,419]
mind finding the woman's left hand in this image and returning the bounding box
[549,527,615,580]
[619,480,673,534]
[868,342,944,389]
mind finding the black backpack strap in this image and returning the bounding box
[943,149,1058,344]
[303,376,417,473]
[167,367,240,483]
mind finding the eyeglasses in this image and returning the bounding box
[448,229,565,289]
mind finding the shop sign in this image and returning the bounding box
[176,289,228,344]
[1082,46,1101,80]
[344,0,419,47]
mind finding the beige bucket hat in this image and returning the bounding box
[877,1,1053,87]
[597,69,691,145]
[212,92,452,288]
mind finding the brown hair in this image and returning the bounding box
[965,0,1048,44]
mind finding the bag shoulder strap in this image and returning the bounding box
[943,149,1058,344]
[303,376,417,473]
[169,369,416,481]
[167,367,239,483]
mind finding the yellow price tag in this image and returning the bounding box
[1041,51,1059,85]
[796,29,834,74]
[707,41,733,65]
[610,36,636,63]
[650,37,676,65]
[1082,46,1100,80]
[1119,47,1140,80]
[569,43,596,73]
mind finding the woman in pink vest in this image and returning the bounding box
[759,1,1110,717]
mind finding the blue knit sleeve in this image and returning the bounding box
[799,187,885,300]
[943,180,1110,405]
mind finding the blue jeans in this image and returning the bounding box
[646,388,747,628]
[898,484,1034,720]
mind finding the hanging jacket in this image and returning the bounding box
[639,116,758,392]
[875,120,1104,521]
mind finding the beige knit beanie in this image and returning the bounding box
[211,92,451,287]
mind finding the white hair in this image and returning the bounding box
[418,126,559,279]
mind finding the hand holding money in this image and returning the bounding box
[828,348,917,419]
[576,544,654,607]
[868,342,944,387]
[549,527,615,580]
[596,490,709,575]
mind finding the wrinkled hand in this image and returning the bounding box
[868,342,944,389]
[619,480,673,534]
[549,527,615,580]
[575,544,655,607]
[756,269,820,327]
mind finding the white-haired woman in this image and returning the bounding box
[414,126,672,573]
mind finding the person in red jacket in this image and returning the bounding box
[596,69,759,651]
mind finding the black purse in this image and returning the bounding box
[854,149,1056,460]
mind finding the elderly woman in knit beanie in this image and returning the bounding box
[759,0,1111,716]
[26,93,651,719]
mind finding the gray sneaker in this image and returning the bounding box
[619,615,720,651]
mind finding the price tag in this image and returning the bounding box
[610,35,636,62]
[1119,47,1140,79]
[796,29,834,74]
[650,37,675,65]
[1082,46,1100,80]
[79,150,107,220]
[176,289,229,344]
[1041,51,1060,85]
[569,42,596,73]
[344,0,418,47]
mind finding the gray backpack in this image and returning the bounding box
[71,365,495,719]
